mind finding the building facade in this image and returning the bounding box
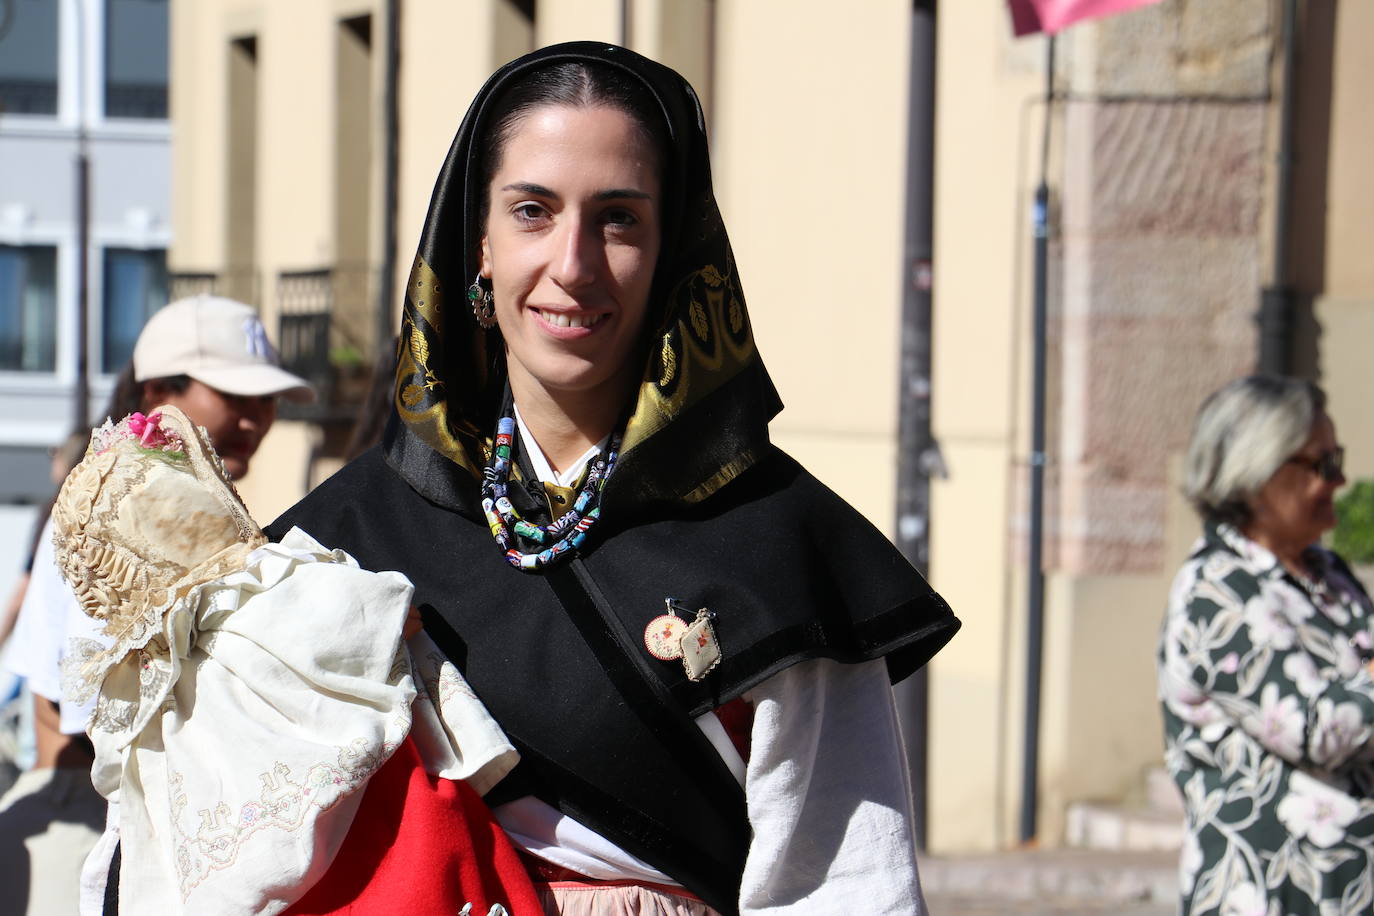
[930,0,1374,849]
[0,0,170,561]
[164,0,1373,854]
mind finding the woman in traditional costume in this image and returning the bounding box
[272,42,960,915]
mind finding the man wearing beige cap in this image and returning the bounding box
[0,296,313,916]
[130,295,314,478]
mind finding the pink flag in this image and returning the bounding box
[1008,0,1164,36]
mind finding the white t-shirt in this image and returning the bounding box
[2,518,104,734]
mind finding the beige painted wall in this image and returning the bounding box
[928,2,1045,851]
[1036,455,1198,842]
[631,0,713,116]
[393,0,531,325]
[174,0,529,520]
[536,0,620,47]
[236,420,317,523]
[712,0,910,529]
[1314,1,1374,479]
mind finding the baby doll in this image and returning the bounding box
[52,407,540,916]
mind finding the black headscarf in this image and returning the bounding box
[386,41,781,520]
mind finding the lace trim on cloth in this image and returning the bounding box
[51,407,265,704]
[60,543,257,711]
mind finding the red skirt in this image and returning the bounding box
[286,736,544,915]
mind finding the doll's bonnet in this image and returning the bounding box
[50,405,265,699]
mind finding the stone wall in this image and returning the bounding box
[1046,0,1274,575]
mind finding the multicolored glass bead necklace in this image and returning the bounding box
[480,413,621,570]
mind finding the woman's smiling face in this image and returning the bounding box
[480,104,662,407]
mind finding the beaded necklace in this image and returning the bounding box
[480,408,620,571]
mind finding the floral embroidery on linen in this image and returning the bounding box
[169,722,408,900]
[413,646,480,708]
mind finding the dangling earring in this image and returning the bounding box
[467,273,497,329]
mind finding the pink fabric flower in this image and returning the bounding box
[124,411,180,452]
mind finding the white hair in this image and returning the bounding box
[1183,375,1326,526]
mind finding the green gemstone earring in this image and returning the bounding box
[467,273,496,329]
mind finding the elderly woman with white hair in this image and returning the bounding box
[1160,375,1374,915]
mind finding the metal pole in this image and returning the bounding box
[1019,32,1055,847]
[72,0,90,432]
[1256,0,1297,375]
[896,0,938,852]
[74,153,90,431]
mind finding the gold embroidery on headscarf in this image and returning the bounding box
[397,248,760,504]
[621,254,755,488]
[689,300,708,339]
[395,255,483,478]
[681,450,758,505]
[658,336,677,387]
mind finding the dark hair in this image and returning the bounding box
[102,364,145,422]
[344,337,400,461]
[103,364,193,421]
[476,61,670,230]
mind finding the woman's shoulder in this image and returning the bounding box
[1166,527,1273,625]
[596,445,953,699]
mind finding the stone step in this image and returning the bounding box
[923,901,1175,915]
[1144,766,1184,816]
[1064,801,1184,852]
[919,848,1179,910]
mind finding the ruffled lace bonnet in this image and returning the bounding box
[50,405,266,701]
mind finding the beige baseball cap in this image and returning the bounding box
[132,296,316,403]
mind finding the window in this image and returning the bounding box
[0,245,58,372]
[102,247,166,372]
[104,0,168,119]
[0,0,60,115]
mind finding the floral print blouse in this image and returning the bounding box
[1159,522,1374,915]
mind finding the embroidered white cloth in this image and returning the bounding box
[48,409,518,914]
[79,528,517,915]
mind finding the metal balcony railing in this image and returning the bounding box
[165,266,377,421]
[105,83,168,120]
[0,79,58,116]
[276,264,377,421]
[167,269,260,307]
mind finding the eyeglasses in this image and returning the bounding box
[1287,446,1345,482]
